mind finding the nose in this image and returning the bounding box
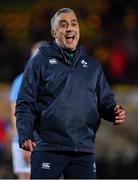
[66,24,73,31]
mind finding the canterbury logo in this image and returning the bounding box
[81,60,88,67]
[42,162,51,169]
[49,58,58,64]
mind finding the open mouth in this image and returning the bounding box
[66,35,75,44]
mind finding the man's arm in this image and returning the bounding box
[10,102,17,134]
[97,65,126,124]
[15,57,40,150]
[10,102,34,155]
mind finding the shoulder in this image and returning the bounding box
[10,73,23,101]
[11,73,23,90]
[27,42,55,67]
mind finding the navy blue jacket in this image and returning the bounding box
[16,42,116,153]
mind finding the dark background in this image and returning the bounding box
[0,0,138,179]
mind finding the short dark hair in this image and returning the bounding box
[51,8,75,30]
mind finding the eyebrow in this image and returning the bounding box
[59,19,78,24]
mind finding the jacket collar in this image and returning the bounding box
[39,41,86,68]
[39,41,86,59]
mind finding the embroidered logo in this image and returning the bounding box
[49,58,58,64]
[42,162,51,169]
[81,60,88,67]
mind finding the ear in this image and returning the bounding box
[51,29,56,38]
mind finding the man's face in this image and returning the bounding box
[51,12,80,50]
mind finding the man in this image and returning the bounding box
[16,8,126,179]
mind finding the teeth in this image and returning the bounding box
[66,36,74,38]
[66,35,74,37]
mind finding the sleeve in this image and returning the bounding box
[96,64,116,122]
[10,74,23,102]
[15,56,40,146]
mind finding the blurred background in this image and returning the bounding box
[0,0,138,178]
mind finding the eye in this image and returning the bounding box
[60,22,67,28]
[72,23,77,27]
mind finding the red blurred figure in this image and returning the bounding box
[0,116,10,178]
[108,41,127,83]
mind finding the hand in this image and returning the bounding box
[114,104,126,125]
[21,139,37,152]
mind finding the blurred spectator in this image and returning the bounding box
[0,115,11,178]
[10,73,31,179]
[9,41,46,179]
[107,40,128,84]
[0,26,23,82]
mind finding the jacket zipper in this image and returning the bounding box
[74,128,78,151]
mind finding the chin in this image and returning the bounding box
[66,45,76,50]
[67,47,75,51]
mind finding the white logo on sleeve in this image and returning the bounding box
[81,60,88,67]
[49,58,58,64]
[42,162,51,169]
